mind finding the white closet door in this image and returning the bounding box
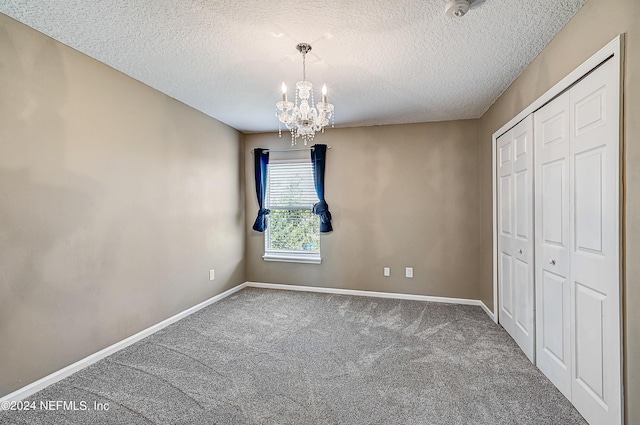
[497,129,515,343]
[569,58,621,425]
[498,116,535,362]
[534,91,572,398]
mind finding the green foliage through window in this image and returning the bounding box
[268,210,320,251]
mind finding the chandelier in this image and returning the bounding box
[275,43,334,146]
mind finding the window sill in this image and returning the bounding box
[263,253,321,264]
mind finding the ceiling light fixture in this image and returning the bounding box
[275,43,334,146]
[445,0,470,17]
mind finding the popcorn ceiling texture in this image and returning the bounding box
[0,0,587,132]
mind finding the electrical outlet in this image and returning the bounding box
[405,267,413,278]
[383,267,390,277]
[209,269,215,281]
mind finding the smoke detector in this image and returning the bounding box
[445,0,470,18]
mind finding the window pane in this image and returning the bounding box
[268,209,320,251]
[265,160,320,256]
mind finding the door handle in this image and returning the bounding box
[517,249,523,254]
[549,259,556,266]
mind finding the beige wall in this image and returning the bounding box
[478,0,640,421]
[245,121,481,300]
[0,14,246,397]
[2,0,637,419]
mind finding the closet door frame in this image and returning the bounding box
[491,35,624,420]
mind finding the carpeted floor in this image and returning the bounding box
[0,287,587,425]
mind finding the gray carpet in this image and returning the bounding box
[0,287,587,425]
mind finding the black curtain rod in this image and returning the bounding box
[251,146,332,154]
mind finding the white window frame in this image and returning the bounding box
[263,159,321,264]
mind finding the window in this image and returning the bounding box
[264,159,321,263]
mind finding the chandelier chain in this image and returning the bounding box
[302,51,306,81]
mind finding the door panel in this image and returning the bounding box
[569,58,621,425]
[574,282,606,401]
[541,160,564,245]
[514,258,532,335]
[535,91,572,398]
[541,270,567,364]
[498,131,515,328]
[574,148,605,255]
[500,142,512,166]
[500,252,513,317]
[574,87,606,136]
[499,176,512,237]
[515,130,528,159]
[498,116,535,362]
[541,111,566,147]
[515,169,529,239]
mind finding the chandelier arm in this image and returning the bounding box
[276,42,333,146]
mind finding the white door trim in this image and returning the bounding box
[491,35,623,322]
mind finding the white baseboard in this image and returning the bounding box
[0,282,248,405]
[2,280,495,405]
[246,281,492,311]
[480,301,497,322]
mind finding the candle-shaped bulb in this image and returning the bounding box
[322,84,328,103]
[281,82,288,104]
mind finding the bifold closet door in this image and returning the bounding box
[497,115,535,363]
[569,58,621,425]
[534,57,621,425]
[534,91,571,398]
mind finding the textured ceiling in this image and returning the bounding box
[0,0,587,133]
